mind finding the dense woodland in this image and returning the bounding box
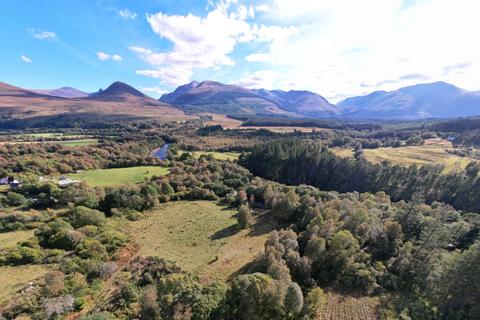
[0,121,479,319]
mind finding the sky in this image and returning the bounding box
[1,0,479,102]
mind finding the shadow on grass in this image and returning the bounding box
[210,224,240,240]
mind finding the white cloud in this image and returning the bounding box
[96,51,111,61]
[131,5,295,87]
[96,51,122,61]
[246,0,480,101]
[29,29,57,40]
[141,87,168,96]
[237,70,280,89]
[255,4,270,13]
[21,55,32,63]
[117,9,137,20]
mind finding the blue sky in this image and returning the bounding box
[1,0,479,101]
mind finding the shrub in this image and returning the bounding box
[71,206,105,227]
[6,192,27,207]
[238,205,254,228]
[43,271,66,297]
[76,239,108,260]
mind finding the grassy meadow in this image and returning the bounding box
[179,150,240,161]
[125,201,273,281]
[58,139,98,147]
[68,166,169,187]
[0,229,35,249]
[332,143,477,173]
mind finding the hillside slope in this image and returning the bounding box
[0,81,188,128]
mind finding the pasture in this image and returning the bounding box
[125,201,273,281]
[68,166,169,187]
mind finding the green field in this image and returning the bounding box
[59,139,98,147]
[68,166,169,187]
[332,145,476,173]
[125,201,272,281]
[179,150,240,161]
[0,230,35,249]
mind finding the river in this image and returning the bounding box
[152,143,170,160]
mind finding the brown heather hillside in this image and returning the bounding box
[0,81,192,124]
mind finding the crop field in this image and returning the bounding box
[0,230,35,249]
[0,265,50,304]
[316,292,379,320]
[179,150,240,161]
[125,201,273,281]
[332,144,477,173]
[68,166,169,187]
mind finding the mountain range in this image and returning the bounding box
[159,80,338,118]
[338,81,480,119]
[1,80,480,126]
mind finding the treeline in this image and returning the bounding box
[234,117,381,131]
[240,139,480,212]
[431,117,480,133]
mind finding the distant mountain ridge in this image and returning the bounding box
[33,87,88,98]
[160,80,338,117]
[337,81,480,119]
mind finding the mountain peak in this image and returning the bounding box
[159,80,337,117]
[92,81,146,99]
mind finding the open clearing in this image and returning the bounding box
[332,143,476,173]
[180,150,240,161]
[68,166,169,187]
[0,230,35,249]
[0,265,50,304]
[316,292,379,320]
[125,201,273,282]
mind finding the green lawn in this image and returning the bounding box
[125,201,273,281]
[179,150,240,161]
[68,166,169,187]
